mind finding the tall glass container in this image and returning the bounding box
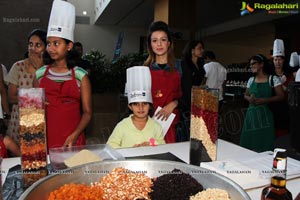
[19,88,47,188]
[190,87,219,165]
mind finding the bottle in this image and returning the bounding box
[261,148,293,200]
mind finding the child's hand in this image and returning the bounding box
[133,141,150,147]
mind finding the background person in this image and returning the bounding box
[181,40,206,104]
[178,40,206,141]
[240,54,284,152]
[296,68,300,81]
[73,42,92,75]
[5,29,46,145]
[0,63,10,123]
[0,124,20,158]
[1,64,8,79]
[0,65,20,157]
[202,50,227,110]
[289,52,299,80]
[271,39,293,137]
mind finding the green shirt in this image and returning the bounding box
[35,65,87,87]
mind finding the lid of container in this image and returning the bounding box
[274,148,287,158]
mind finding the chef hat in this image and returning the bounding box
[126,66,152,104]
[47,0,75,42]
[272,39,285,57]
[289,52,299,67]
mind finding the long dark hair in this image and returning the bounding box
[43,39,77,69]
[250,54,273,75]
[144,21,175,69]
[182,40,204,61]
[24,29,47,58]
[182,40,205,77]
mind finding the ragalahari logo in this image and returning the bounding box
[240,1,255,16]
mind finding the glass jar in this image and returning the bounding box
[19,88,47,188]
[190,87,219,164]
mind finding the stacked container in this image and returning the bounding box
[19,88,47,187]
[190,87,219,164]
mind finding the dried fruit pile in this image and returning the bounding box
[48,183,104,200]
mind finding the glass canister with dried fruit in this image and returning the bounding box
[190,87,219,165]
[19,88,48,188]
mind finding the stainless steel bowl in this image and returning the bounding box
[20,159,251,200]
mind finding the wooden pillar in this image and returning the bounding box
[153,0,197,58]
[154,0,169,23]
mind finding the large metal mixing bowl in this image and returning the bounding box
[20,159,251,199]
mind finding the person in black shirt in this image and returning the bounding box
[73,42,92,75]
[177,40,206,141]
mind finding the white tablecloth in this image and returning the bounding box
[2,139,300,200]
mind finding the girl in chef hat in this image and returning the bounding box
[107,66,165,148]
[34,0,91,149]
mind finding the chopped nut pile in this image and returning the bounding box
[190,188,231,200]
[94,167,153,200]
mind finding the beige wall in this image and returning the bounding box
[154,0,169,23]
[0,0,51,69]
[74,24,147,59]
[201,23,276,66]
[203,39,274,66]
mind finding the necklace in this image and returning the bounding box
[275,69,284,77]
[32,62,38,69]
[277,72,284,77]
[27,58,38,70]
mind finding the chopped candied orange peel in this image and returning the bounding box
[48,183,103,200]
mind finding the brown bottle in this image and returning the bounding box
[261,148,293,200]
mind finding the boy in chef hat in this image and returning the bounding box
[272,39,294,90]
[271,39,293,137]
[34,0,91,149]
[296,68,300,81]
[107,66,165,148]
[295,54,300,81]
